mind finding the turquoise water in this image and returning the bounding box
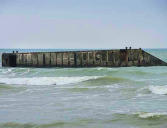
[0,49,167,128]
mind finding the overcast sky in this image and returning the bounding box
[0,0,167,49]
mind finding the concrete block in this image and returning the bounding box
[69,52,74,67]
[82,52,88,66]
[88,52,94,66]
[51,53,57,66]
[63,53,69,66]
[44,53,51,66]
[32,53,38,66]
[94,51,101,66]
[57,53,62,66]
[76,52,82,67]
[2,49,167,67]
[38,53,43,67]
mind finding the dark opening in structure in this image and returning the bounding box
[74,52,77,66]
[9,54,16,67]
[43,54,45,66]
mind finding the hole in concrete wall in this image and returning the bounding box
[74,53,77,66]
[9,55,16,67]
[108,52,114,61]
[43,54,45,66]
[120,50,127,61]
[102,52,107,61]
[5,59,8,65]
[83,53,87,60]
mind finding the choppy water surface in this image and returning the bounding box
[0,49,167,128]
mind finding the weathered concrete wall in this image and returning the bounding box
[2,49,167,67]
[51,52,57,66]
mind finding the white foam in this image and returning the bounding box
[97,67,104,71]
[149,85,167,95]
[137,112,167,118]
[0,76,99,86]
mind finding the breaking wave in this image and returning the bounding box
[113,112,167,121]
[0,76,100,86]
[84,76,132,85]
[0,73,135,86]
[136,112,167,119]
[149,85,167,95]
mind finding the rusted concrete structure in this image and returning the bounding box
[2,49,167,67]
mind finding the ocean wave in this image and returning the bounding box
[0,119,95,128]
[111,112,167,127]
[0,84,14,90]
[0,76,100,86]
[136,112,167,119]
[82,76,135,86]
[96,68,153,76]
[0,122,66,128]
[0,67,156,80]
[149,85,167,95]
[113,112,167,120]
[96,76,130,82]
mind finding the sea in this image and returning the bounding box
[0,49,167,128]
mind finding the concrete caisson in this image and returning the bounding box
[2,49,167,67]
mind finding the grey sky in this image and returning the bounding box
[0,0,167,49]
